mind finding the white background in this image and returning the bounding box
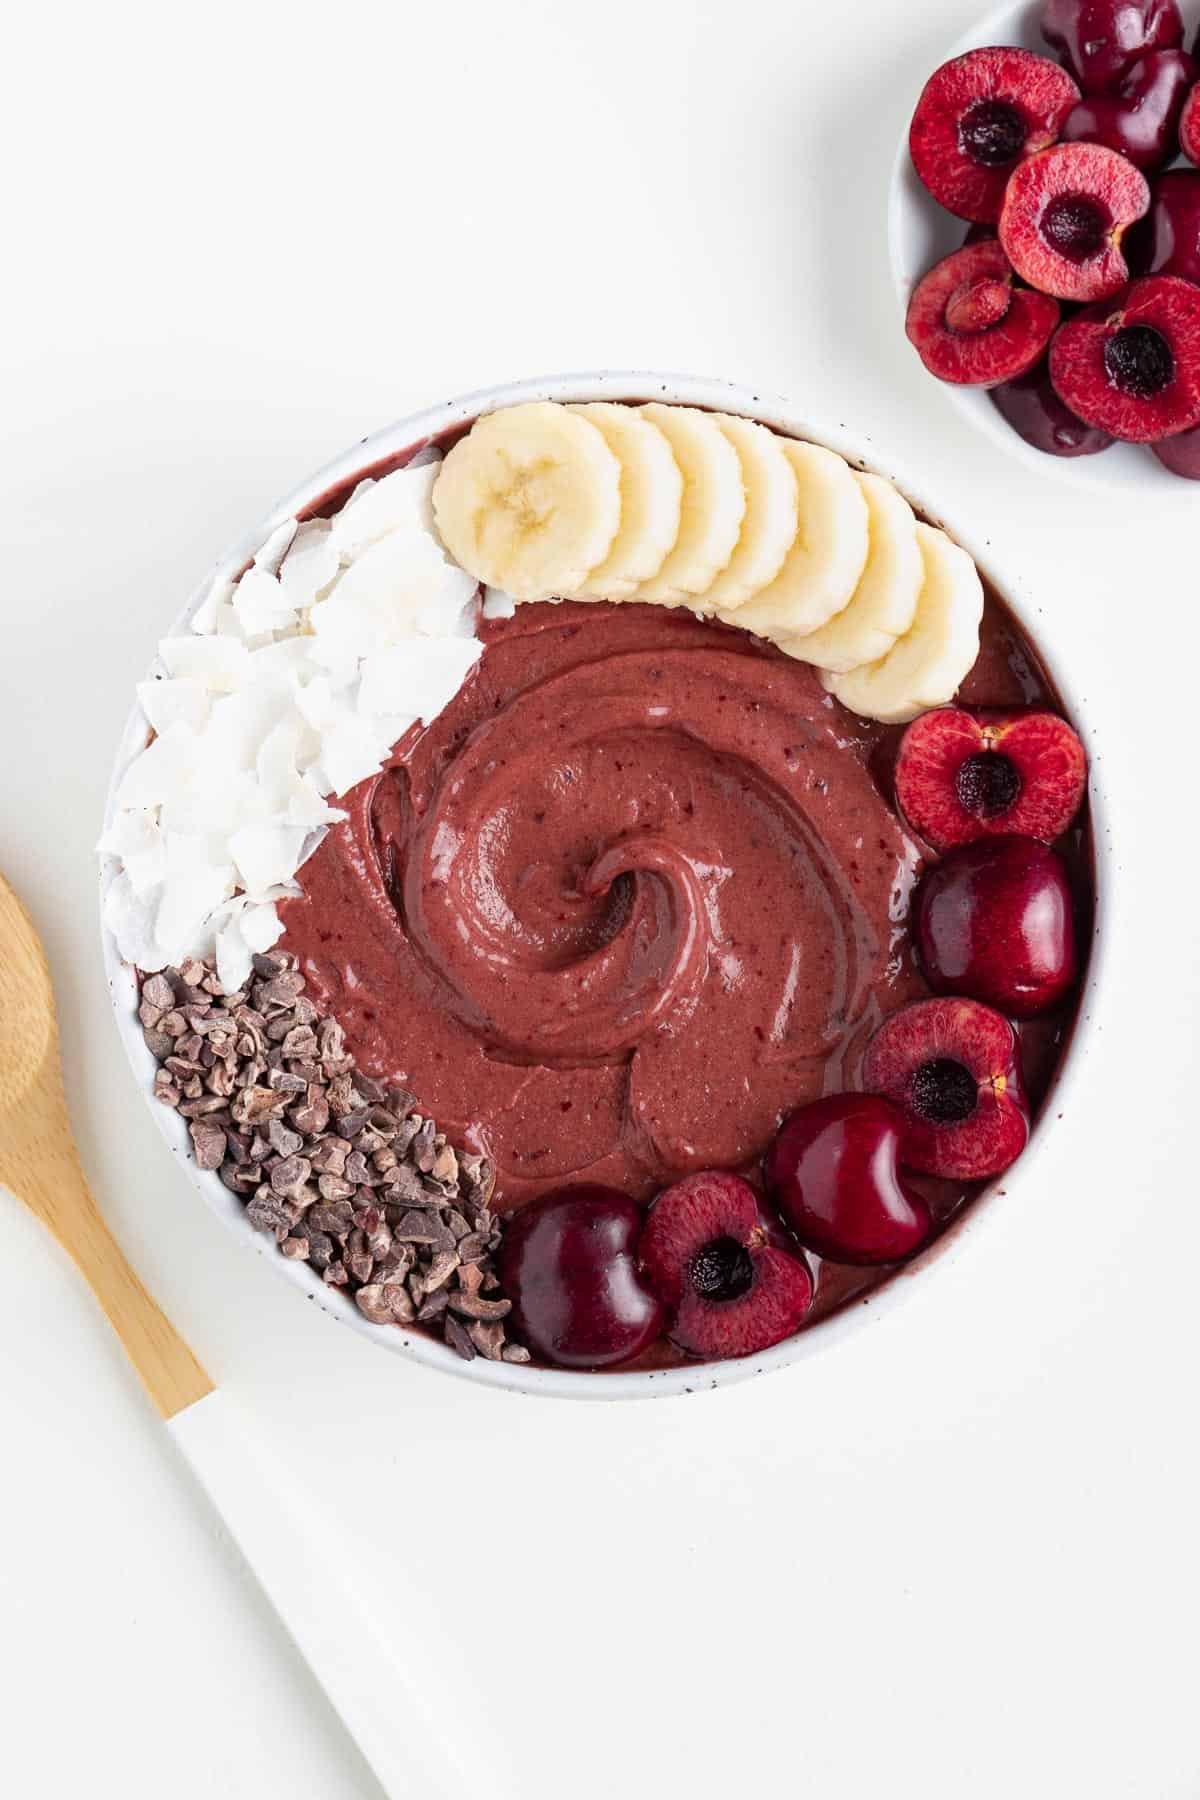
[3,1,1199,1795]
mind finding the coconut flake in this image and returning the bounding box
[482,585,517,621]
[254,714,328,824]
[253,517,299,577]
[330,458,440,562]
[312,528,477,660]
[246,638,320,688]
[201,684,295,773]
[228,821,309,895]
[314,713,393,800]
[359,638,480,723]
[157,764,258,838]
[302,637,362,693]
[210,896,283,990]
[104,872,168,971]
[241,900,285,953]
[279,520,341,608]
[447,591,483,641]
[233,566,298,638]
[214,597,249,640]
[99,812,168,897]
[363,714,418,757]
[157,861,235,963]
[191,576,233,636]
[159,636,251,692]
[287,774,347,830]
[255,712,306,802]
[98,810,158,861]
[214,920,254,993]
[115,723,198,811]
[124,837,168,897]
[137,677,211,735]
[291,672,338,733]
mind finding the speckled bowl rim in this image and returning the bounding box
[99,369,1109,1400]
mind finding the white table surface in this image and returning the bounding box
[4,1,1198,1794]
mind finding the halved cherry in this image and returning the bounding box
[863,998,1030,1181]
[894,707,1087,850]
[909,47,1080,223]
[906,242,1061,387]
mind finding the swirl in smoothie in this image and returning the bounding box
[278,601,927,1205]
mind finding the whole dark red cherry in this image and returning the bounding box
[990,358,1115,455]
[1134,169,1200,286]
[914,835,1078,1017]
[1061,48,1196,170]
[1151,421,1200,476]
[496,1185,665,1369]
[1042,0,1184,94]
[765,1096,933,1265]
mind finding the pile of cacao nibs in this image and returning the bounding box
[140,952,528,1364]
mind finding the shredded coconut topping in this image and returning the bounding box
[100,451,481,992]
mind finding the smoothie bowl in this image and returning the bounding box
[99,372,1103,1399]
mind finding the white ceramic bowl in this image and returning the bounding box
[100,369,1109,1400]
[888,0,1193,495]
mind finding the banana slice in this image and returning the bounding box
[728,441,869,641]
[700,415,798,612]
[431,402,622,601]
[633,404,745,605]
[783,473,922,674]
[824,523,983,725]
[564,403,684,599]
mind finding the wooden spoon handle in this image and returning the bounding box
[76,1206,213,1418]
[20,1151,212,1418]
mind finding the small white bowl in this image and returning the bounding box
[99,369,1109,1400]
[888,0,1191,494]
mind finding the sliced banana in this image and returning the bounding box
[727,441,869,640]
[700,415,798,612]
[432,402,621,602]
[564,403,684,599]
[633,404,745,605]
[824,524,983,725]
[429,401,985,730]
[783,473,923,674]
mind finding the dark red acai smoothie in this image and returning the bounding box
[277,584,1091,1334]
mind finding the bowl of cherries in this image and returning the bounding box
[889,0,1200,486]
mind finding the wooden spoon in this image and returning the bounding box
[0,870,475,1800]
[0,872,213,1413]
